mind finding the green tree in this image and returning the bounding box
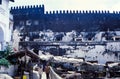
[0,43,14,67]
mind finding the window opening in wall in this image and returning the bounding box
[34,20,39,25]
[20,21,24,26]
[26,20,32,26]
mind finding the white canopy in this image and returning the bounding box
[39,55,83,63]
[108,62,119,67]
[39,54,53,61]
[0,74,13,79]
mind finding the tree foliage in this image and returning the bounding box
[0,44,14,67]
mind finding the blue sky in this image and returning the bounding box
[10,0,120,12]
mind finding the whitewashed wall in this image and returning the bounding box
[0,0,13,50]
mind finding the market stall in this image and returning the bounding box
[7,49,41,79]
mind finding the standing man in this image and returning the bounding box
[45,64,50,79]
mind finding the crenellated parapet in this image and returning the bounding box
[11,4,120,32]
[113,11,120,14]
[10,4,44,15]
[45,10,120,15]
[10,4,120,16]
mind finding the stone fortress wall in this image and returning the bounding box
[10,5,120,32]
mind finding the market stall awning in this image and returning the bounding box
[7,49,40,64]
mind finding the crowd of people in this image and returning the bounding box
[16,59,51,79]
